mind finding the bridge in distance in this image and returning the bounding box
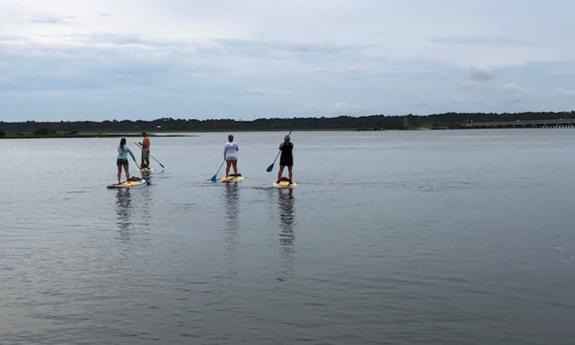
[460,118,575,129]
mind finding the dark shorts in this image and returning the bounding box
[117,159,129,167]
[280,158,293,167]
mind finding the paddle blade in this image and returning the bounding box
[210,174,218,183]
[266,163,274,172]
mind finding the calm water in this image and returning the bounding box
[1,129,575,345]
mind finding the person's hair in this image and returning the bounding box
[284,135,291,143]
[228,134,234,142]
[142,132,147,136]
[120,138,126,148]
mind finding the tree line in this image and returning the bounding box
[1,111,575,136]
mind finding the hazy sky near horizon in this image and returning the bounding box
[1,0,575,121]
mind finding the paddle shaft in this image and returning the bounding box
[215,159,225,175]
[271,150,281,165]
[211,160,225,182]
[129,154,140,174]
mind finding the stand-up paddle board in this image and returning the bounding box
[273,178,297,188]
[107,177,149,189]
[220,174,245,183]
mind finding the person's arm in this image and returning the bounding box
[223,145,227,160]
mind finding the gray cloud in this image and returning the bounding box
[204,38,359,64]
[429,35,525,46]
[469,69,495,82]
[27,15,77,24]
[1,1,575,120]
[2,34,573,120]
[0,7,77,25]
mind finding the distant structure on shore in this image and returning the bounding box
[460,118,575,129]
[1,111,575,138]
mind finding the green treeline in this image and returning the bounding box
[1,111,575,136]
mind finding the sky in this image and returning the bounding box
[1,0,574,121]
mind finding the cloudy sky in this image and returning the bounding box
[1,0,574,121]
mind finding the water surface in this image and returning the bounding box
[1,130,575,344]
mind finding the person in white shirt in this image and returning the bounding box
[224,134,239,178]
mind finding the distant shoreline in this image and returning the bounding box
[0,133,198,139]
[1,112,575,138]
[0,127,416,139]
[0,128,396,139]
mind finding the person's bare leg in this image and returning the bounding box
[232,160,238,175]
[288,166,293,184]
[225,160,231,178]
[277,165,285,182]
[117,164,122,184]
[124,164,130,181]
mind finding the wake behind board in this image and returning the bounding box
[220,174,245,183]
[273,179,297,189]
[107,178,148,189]
[140,167,165,175]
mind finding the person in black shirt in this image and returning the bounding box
[277,135,294,184]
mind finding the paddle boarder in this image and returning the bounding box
[276,135,294,185]
[117,138,136,184]
[139,132,151,169]
[224,134,239,178]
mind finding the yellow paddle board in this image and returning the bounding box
[273,180,297,188]
[107,178,148,189]
[220,175,245,183]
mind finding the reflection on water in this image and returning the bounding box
[223,184,240,233]
[115,189,132,240]
[277,189,295,280]
[278,189,295,247]
[222,184,240,279]
[139,185,153,229]
[114,186,153,245]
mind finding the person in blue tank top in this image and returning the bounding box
[116,138,136,184]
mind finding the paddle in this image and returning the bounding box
[266,151,281,172]
[135,142,165,169]
[210,160,225,183]
[129,154,139,167]
[266,129,292,172]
